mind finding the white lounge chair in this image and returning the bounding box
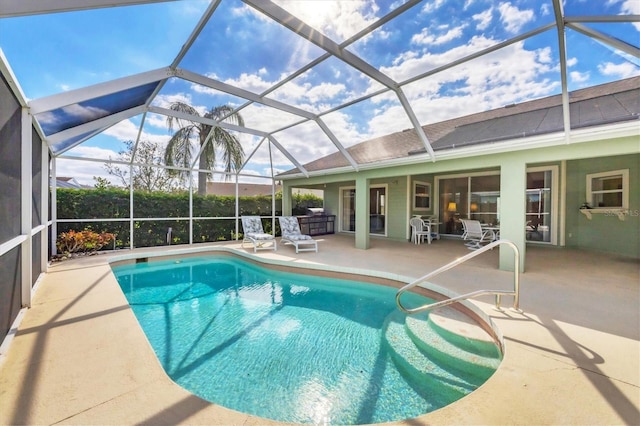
[278,216,318,253]
[459,219,493,250]
[241,216,277,252]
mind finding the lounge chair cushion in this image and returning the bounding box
[279,216,302,235]
[246,232,275,240]
[283,234,313,241]
[242,217,264,234]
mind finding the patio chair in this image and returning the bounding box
[422,216,441,241]
[409,216,433,244]
[241,216,277,252]
[460,219,493,250]
[278,216,318,253]
[460,218,469,240]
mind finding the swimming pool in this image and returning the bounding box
[111,252,501,424]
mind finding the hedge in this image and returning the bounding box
[55,188,322,249]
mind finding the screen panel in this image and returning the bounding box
[0,74,22,244]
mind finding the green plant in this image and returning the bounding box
[56,229,116,255]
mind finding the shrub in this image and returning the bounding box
[56,229,116,255]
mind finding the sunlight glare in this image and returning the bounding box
[275,0,339,31]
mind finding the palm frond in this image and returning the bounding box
[166,102,201,132]
[165,126,195,172]
[213,127,244,179]
[206,105,244,128]
[165,102,245,188]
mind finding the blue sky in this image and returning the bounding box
[1,0,638,185]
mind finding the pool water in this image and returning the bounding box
[111,255,500,424]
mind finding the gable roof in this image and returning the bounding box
[279,76,639,176]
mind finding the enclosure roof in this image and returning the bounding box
[0,0,638,183]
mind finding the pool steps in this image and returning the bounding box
[425,308,498,357]
[382,307,501,392]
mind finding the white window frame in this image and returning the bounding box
[586,169,629,210]
[413,181,431,211]
[527,165,559,245]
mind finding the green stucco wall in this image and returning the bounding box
[566,153,639,258]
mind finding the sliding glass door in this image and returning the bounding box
[437,168,556,243]
[339,186,387,235]
[526,168,555,243]
[341,188,355,232]
[437,173,500,236]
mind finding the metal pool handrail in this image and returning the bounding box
[396,239,521,314]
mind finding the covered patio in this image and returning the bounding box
[1,236,638,424]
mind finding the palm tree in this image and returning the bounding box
[165,103,245,195]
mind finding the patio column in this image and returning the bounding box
[281,182,292,215]
[355,175,370,249]
[499,160,527,272]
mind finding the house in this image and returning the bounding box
[54,177,90,189]
[206,182,281,197]
[206,182,323,198]
[278,77,640,270]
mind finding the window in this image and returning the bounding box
[586,169,629,209]
[413,181,431,210]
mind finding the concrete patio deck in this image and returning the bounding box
[1,234,638,425]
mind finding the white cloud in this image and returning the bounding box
[619,0,640,30]
[473,8,493,31]
[411,24,467,46]
[322,110,369,147]
[153,92,193,108]
[420,0,447,14]
[570,70,590,83]
[598,61,640,78]
[273,82,347,107]
[376,37,560,128]
[381,35,499,82]
[540,4,551,16]
[56,147,120,185]
[240,103,303,132]
[566,57,578,67]
[620,0,640,14]
[269,121,338,164]
[537,46,553,63]
[222,72,274,94]
[392,50,418,67]
[498,2,535,34]
[103,119,169,146]
[217,68,351,115]
[144,113,169,130]
[365,104,413,140]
